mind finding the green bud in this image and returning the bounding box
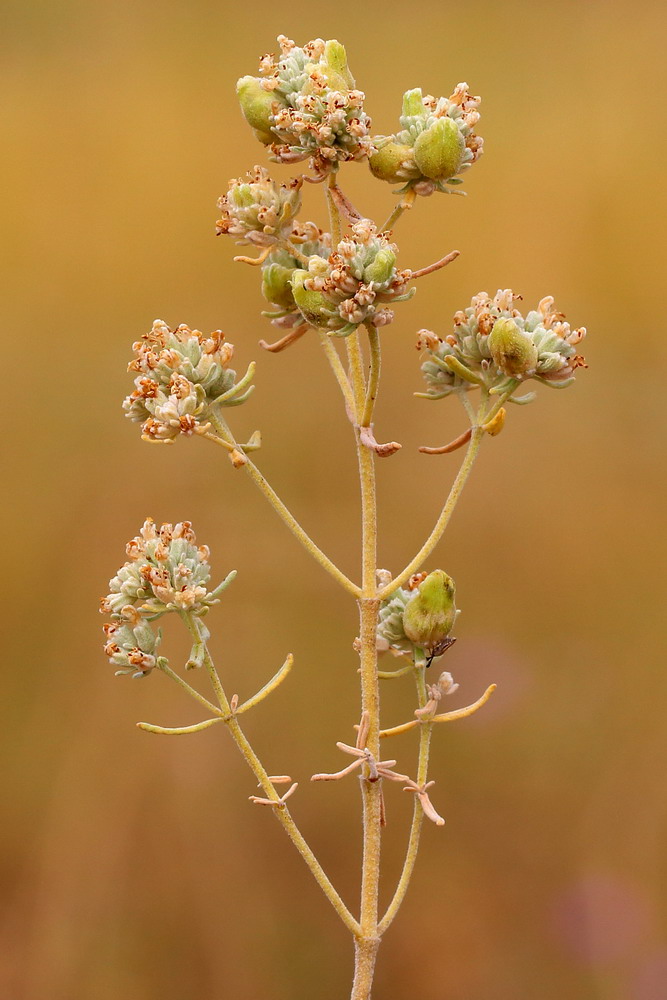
[236,75,276,144]
[323,40,355,89]
[262,262,296,310]
[487,317,539,377]
[413,118,465,181]
[402,88,425,118]
[363,247,396,285]
[403,570,457,650]
[369,141,415,183]
[291,270,334,328]
[229,183,255,209]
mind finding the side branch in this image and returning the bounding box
[208,411,360,598]
[378,424,485,598]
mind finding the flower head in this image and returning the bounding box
[216,166,302,247]
[237,36,372,176]
[289,219,414,337]
[123,320,253,442]
[420,290,587,399]
[100,519,222,620]
[369,84,483,196]
[101,520,235,677]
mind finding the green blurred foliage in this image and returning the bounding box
[1,1,666,997]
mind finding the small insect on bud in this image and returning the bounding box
[369,141,414,184]
[413,118,465,182]
[236,75,276,144]
[487,317,539,378]
[403,569,457,651]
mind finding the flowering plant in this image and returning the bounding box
[102,34,586,999]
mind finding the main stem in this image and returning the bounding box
[348,331,382,1000]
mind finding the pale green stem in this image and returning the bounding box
[236,654,293,715]
[327,172,342,246]
[346,320,383,1000]
[138,717,222,736]
[208,410,360,598]
[379,666,431,935]
[361,324,381,429]
[157,659,223,717]
[319,332,356,416]
[380,188,416,233]
[378,422,485,598]
[180,614,360,936]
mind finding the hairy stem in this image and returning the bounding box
[319,332,357,416]
[347,325,383,1000]
[181,615,360,936]
[379,422,485,598]
[379,666,431,934]
[208,411,360,597]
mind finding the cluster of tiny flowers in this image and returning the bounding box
[101,519,218,619]
[123,320,252,442]
[377,584,414,656]
[237,36,372,176]
[420,290,587,398]
[290,219,414,337]
[102,606,161,678]
[260,222,332,326]
[370,85,483,195]
[216,166,302,246]
[100,520,227,677]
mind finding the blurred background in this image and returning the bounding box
[2,1,666,997]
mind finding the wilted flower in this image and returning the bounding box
[237,36,373,176]
[123,320,253,442]
[289,219,414,337]
[369,84,483,196]
[419,290,587,399]
[216,166,302,247]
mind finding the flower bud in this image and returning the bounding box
[413,118,465,181]
[290,270,335,328]
[369,141,415,183]
[323,40,355,89]
[402,88,425,118]
[363,247,396,285]
[262,262,297,310]
[403,570,457,650]
[487,317,538,377]
[236,75,276,144]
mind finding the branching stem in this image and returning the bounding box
[208,411,360,598]
[178,613,360,936]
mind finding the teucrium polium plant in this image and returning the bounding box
[101,34,587,999]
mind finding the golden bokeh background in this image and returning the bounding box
[3,1,666,997]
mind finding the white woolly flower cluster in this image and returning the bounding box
[237,36,373,176]
[370,85,483,196]
[420,290,587,399]
[216,166,302,247]
[123,320,253,443]
[101,520,235,678]
[290,220,414,337]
